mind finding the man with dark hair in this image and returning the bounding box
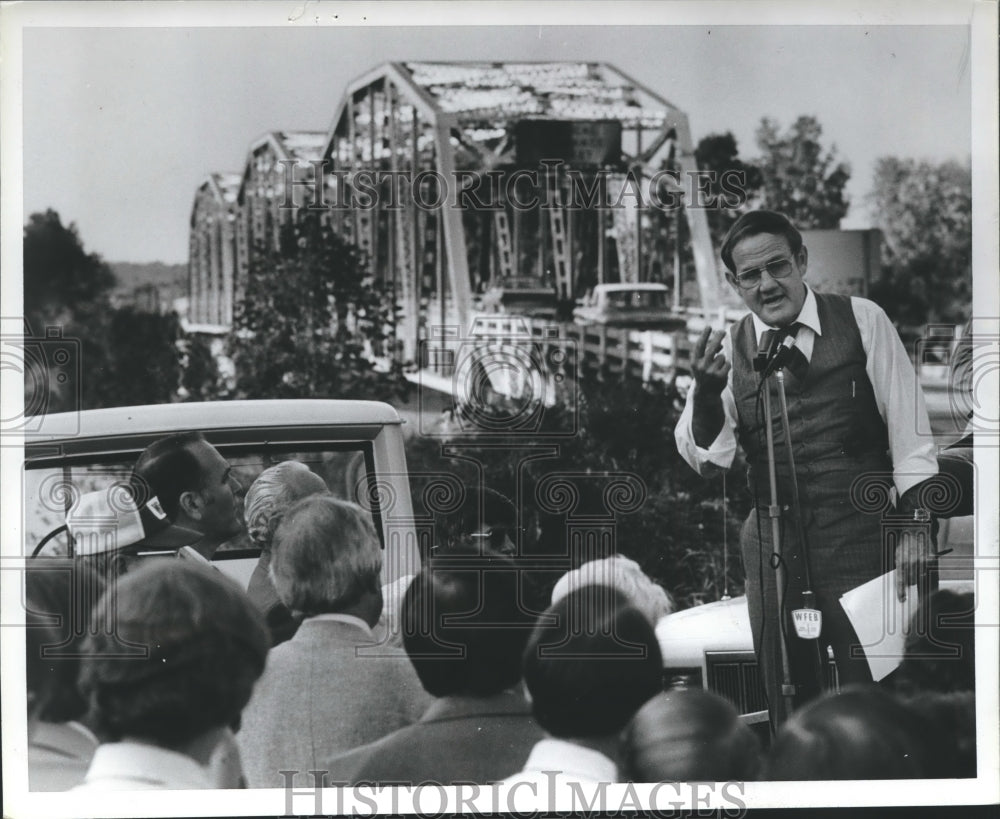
[763,685,931,780]
[432,485,520,557]
[322,547,543,784]
[675,209,940,727]
[894,588,976,696]
[432,484,552,617]
[235,495,430,788]
[74,561,269,790]
[622,689,763,782]
[131,431,244,558]
[502,585,662,794]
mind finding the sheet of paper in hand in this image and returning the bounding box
[840,571,919,681]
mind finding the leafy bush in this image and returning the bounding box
[405,373,748,609]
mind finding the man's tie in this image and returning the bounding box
[759,323,809,381]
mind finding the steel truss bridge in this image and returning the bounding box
[189,62,730,391]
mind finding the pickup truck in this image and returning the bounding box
[23,400,422,586]
[573,283,687,330]
[479,276,559,319]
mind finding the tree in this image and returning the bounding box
[867,157,971,327]
[180,334,227,401]
[405,374,749,609]
[99,308,184,407]
[22,210,187,411]
[753,116,850,228]
[22,210,117,412]
[23,209,117,329]
[229,214,408,402]
[695,132,764,248]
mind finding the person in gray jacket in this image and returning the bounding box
[236,495,430,789]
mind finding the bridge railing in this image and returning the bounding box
[419,313,702,388]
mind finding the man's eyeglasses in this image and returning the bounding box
[732,258,794,290]
[468,525,523,552]
[469,525,522,541]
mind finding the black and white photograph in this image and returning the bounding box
[2,1,997,816]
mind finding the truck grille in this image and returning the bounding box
[705,650,839,715]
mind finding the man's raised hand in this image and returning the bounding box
[690,327,730,449]
[691,327,731,396]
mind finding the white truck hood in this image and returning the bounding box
[656,595,753,668]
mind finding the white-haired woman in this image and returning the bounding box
[243,460,328,646]
[550,554,674,627]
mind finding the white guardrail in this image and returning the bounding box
[414,310,964,405]
[417,310,746,389]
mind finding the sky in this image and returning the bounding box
[14,4,975,264]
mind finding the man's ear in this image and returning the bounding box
[178,490,204,521]
[724,271,738,290]
[797,246,808,277]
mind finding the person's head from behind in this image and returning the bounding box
[522,584,663,741]
[433,485,518,556]
[77,561,267,757]
[764,685,929,780]
[623,688,762,781]
[402,546,535,698]
[270,495,383,624]
[551,555,673,628]
[895,588,975,696]
[901,689,977,779]
[720,209,808,329]
[26,559,105,725]
[131,432,243,545]
[243,461,328,553]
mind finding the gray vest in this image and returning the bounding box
[730,292,892,553]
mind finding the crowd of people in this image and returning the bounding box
[23,209,979,794]
[25,434,976,793]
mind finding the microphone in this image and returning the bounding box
[754,329,784,372]
[760,334,797,380]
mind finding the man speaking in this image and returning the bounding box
[675,210,939,727]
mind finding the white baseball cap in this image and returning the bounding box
[66,489,200,556]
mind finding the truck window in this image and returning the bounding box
[25,444,379,558]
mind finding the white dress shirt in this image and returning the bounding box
[74,742,215,791]
[305,611,375,635]
[675,288,938,497]
[499,737,618,812]
[28,720,99,791]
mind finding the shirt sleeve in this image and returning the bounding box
[674,330,740,476]
[851,298,939,497]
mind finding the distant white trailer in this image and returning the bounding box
[800,228,882,298]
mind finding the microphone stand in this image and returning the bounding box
[759,355,827,730]
[774,370,827,689]
[760,370,798,728]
